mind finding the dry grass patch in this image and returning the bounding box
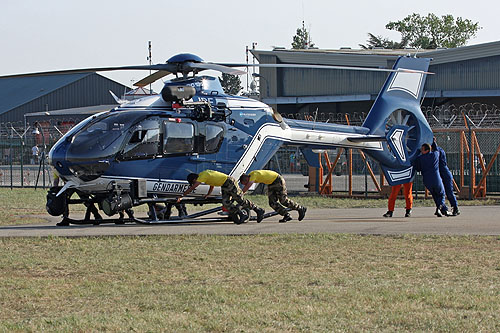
[1,234,499,331]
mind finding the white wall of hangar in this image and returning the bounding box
[424,89,500,98]
[262,94,373,105]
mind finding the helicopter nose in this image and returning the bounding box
[66,160,111,181]
[49,139,72,177]
[50,139,111,182]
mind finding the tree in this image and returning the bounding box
[359,33,407,50]
[219,73,242,95]
[361,13,480,50]
[386,13,481,49]
[292,21,315,49]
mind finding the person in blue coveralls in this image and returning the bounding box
[414,143,450,217]
[432,137,461,216]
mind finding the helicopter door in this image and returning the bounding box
[163,120,195,154]
[200,123,224,154]
[120,117,161,160]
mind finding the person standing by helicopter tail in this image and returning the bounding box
[414,143,450,217]
[177,170,265,224]
[383,182,413,218]
[432,137,460,216]
[240,170,307,223]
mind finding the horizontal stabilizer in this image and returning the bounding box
[347,136,386,143]
[381,165,415,186]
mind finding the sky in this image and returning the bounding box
[1,0,498,93]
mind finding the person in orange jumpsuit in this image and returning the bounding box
[383,182,413,217]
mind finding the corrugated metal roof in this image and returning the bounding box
[420,40,500,64]
[253,49,397,68]
[0,73,91,115]
[252,40,500,66]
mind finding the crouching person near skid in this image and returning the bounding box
[240,170,307,223]
[177,170,264,224]
[415,143,450,217]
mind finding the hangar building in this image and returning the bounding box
[251,40,500,126]
[0,73,129,124]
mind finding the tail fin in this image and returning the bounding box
[362,57,433,185]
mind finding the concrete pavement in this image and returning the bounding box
[1,206,499,237]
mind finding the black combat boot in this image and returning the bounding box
[298,206,307,221]
[279,213,292,223]
[254,207,265,223]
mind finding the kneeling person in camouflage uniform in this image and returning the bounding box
[240,170,307,223]
[177,170,264,224]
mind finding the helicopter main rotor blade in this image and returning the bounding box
[187,62,246,75]
[134,70,172,87]
[0,64,175,79]
[216,63,433,75]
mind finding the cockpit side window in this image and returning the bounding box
[163,121,194,154]
[204,124,224,153]
[121,118,160,160]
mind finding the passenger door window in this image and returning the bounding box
[163,121,194,154]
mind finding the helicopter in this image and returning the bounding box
[5,53,434,225]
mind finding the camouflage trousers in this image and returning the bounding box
[267,175,300,216]
[221,176,257,214]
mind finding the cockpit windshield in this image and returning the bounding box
[169,76,224,95]
[66,111,146,162]
[199,76,224,95]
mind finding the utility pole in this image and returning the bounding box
[147,41,152,94]
[245,45,249,92]
[252,42,257,78]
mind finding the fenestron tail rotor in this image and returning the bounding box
[385,109,419,161]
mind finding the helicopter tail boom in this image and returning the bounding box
[235,57,433,186]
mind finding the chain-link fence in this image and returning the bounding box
[267,147,381,194]
[1,103,500,195]
[283,103,500,128]
[432,129,500,194]
[0,120,67,188]
[278,103,500,196]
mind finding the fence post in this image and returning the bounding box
[475,141,500,197]
[20,138,24,187]
[469,127,474,200]
[364,157,368,199]
[460,131,464,189]
[9,130,13,189]
[348,148,352,196]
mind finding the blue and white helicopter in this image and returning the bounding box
[13,53,434,225]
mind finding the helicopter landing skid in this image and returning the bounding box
[59,217,135,226]
[134,206,231,224]
[133,208,283,225]
[59,209,284,226]
[54,195,286,226]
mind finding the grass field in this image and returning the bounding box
[1,189,500,331]
[1,234,499,331]
[1,188,499,226]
